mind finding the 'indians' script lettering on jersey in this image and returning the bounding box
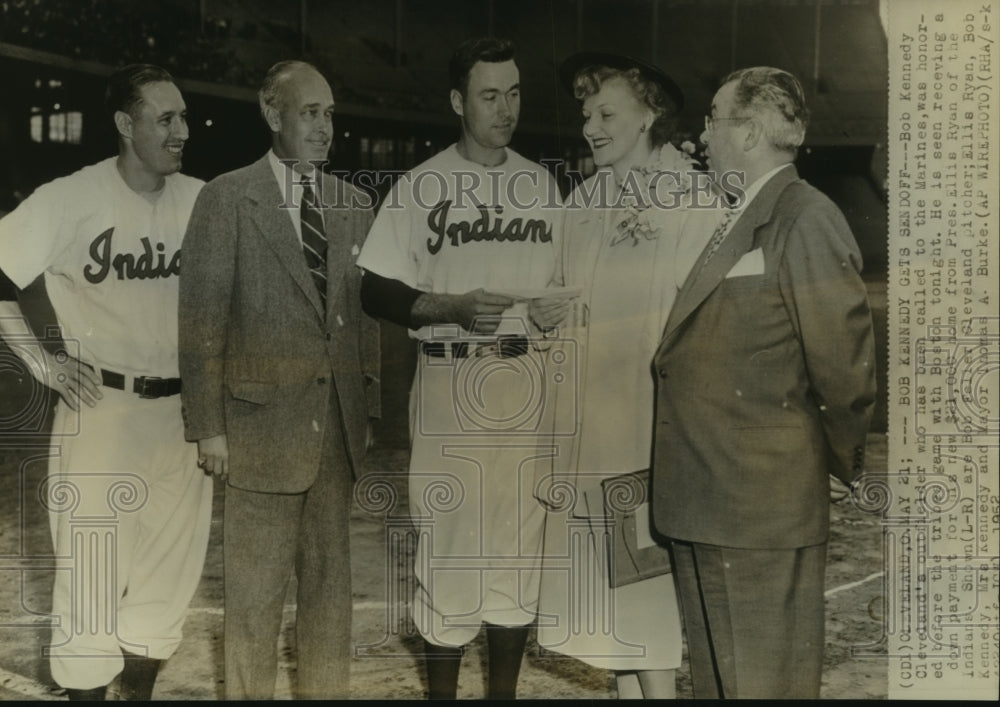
[83,227,182,283]
[426,200,553,255]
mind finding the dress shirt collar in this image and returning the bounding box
[267,149,319,206]
[734,162,793,210]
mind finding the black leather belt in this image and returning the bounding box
[421,335,530,359]
[100,368,182,398]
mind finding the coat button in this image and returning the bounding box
[657,368,668,378]
[317,377,327,385]
[325,332,332,342]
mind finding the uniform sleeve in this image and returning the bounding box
[178,180,238,442]
[356,175,420,287]
[0,181,73,289]
[779,199,877,484]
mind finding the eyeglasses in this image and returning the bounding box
[704,115,749,132]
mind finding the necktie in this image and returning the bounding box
[702,207,738,265]
[300,177,328,311]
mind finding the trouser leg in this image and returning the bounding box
[47,399,136,690]
[117,430,211,661]
[293,407,353,700]
[223,485,303,700]
[669,541,721,699]
[674,541,827,699]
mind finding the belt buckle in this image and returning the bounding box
[135,376,163,399]
[496,334,529,358]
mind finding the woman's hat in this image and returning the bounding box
[558,51,684,110]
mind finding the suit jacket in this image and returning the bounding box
[651,165,875,549]
[178,155,380,494]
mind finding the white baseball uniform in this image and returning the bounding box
[0,157,213,689]
[358,145,563,646]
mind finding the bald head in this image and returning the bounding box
[259,61,335,171]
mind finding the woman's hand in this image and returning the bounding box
[529,297,571,333]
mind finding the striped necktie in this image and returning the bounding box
[300,177,328,311]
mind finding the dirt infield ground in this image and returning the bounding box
[0,372,889,700]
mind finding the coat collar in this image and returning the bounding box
[660,163,799,344]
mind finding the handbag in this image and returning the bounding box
[600,469,672,589]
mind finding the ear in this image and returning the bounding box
[262,103,282,133]
[742,117,763,152]
[642,109,656,133]
[113,110,132,140]
[449,89,465,118]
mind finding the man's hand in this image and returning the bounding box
[452,289,515,334]
[197,434,229,481]
[410,288,515,334]
[830,474,853,503]
[0,302,102,410]
[37,350,103,411]
[528,297,571,333]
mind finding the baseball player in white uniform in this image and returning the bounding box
[358,37,567,700]
[0,64,212,701]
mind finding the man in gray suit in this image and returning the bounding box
[651,67,876,698]
[178,60,380,699]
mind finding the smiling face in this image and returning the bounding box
[452,59,520,162]
[581,76,653,176]
[267,66,335,171]
[127,80,189,178]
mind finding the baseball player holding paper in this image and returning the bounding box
[358,37,569,700]
[0,64,211,701]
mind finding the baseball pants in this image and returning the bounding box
[408,351,548,647]
[46,388,213,689]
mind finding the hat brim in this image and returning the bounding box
[558,51,684,111]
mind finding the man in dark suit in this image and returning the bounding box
[651,67,876,698]
[178,60,380,700]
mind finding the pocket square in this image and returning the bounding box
[351,244,360,257]
[725,247,765,278]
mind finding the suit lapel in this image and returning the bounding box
[661,165,799,345]
[245,157,325,321]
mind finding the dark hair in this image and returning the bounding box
[572,65,680,146]
[449,37,516,96]
[722,67,809,153]
[105,64,174,118]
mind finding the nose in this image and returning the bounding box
[318,113,333,135]
[497,96,511,118]
[699,127,709,147]
[174,115,189,141]
[582,115,598,138]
